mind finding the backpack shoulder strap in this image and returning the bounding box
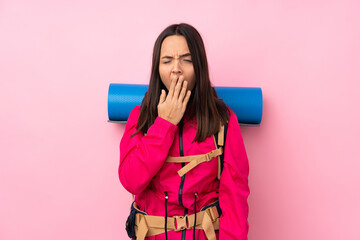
[214,121,228,180]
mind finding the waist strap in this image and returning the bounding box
[133,202,220,240]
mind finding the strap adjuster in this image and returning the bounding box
[205,208,216,222]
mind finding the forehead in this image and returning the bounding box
[160,35,190,55]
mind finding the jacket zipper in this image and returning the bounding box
[178,120,187,240]
[178,121,185,207]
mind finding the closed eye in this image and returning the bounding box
[163,59,192,64]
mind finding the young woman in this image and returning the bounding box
[119,23,249,240]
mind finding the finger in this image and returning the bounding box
[167,75,178,100]
[181,90,191,112]
[159,89,166,104]
[173,75,184,100]
[178,80,188,103]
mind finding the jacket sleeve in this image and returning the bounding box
[219,108,250,239]
[118,106,178,195]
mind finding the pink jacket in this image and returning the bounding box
[119,105,250,239]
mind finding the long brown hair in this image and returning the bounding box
[132,23,229,143]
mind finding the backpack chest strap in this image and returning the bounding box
[166,147,223,177]
[165,122,225,178]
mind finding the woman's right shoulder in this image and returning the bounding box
[128,105,141,122]
[123,106,141,131]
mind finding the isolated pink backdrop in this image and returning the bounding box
[1,0,359,239]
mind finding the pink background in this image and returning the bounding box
[1,0,359,239]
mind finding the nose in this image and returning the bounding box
[171,60,182,75]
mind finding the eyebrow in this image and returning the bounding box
[161,53,191,59]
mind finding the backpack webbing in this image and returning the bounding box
[214,123,228,176]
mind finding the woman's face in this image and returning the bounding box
[159,35,196,91]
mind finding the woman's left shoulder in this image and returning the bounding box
[225,107,239,126]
